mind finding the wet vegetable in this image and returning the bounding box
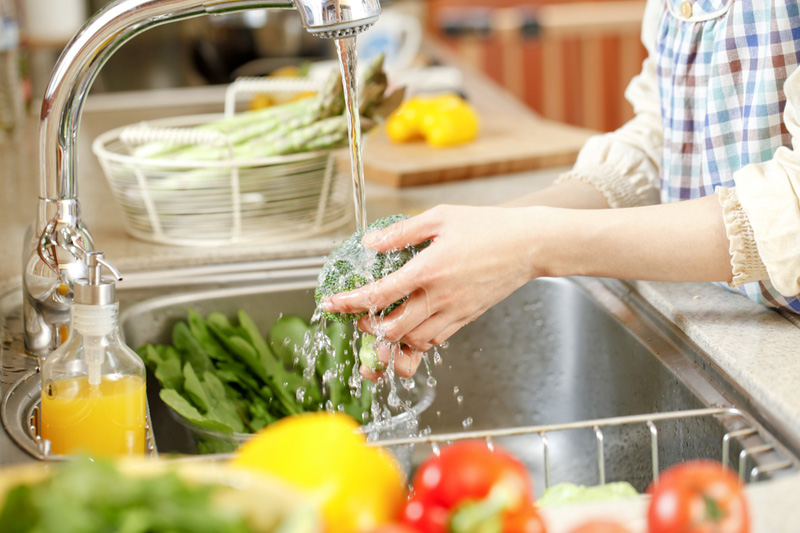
[314,214,431,323]
[138,309,369,452]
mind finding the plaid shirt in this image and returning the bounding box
[655,0,800,311]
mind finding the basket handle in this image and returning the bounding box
[119,125,235,156]
[224,77,323,118]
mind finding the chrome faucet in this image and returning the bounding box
[22,0,381,357]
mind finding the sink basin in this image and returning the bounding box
[2,257,798,496]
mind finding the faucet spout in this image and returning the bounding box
[24,0,381,356]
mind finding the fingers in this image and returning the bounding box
[359,342,423,380]
[323,266,421,316]
[362,211,437,253]
[359,300,478,353]
[359,288,433,344]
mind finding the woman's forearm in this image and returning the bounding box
[324,195,735,354]
[531,193,734,283]
[501,178,612,209]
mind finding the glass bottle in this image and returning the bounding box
[40,251,148,457]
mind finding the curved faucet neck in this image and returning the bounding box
[26,0,380,356]
[37,0,295,203]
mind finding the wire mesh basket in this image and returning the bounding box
[91,77,354,247]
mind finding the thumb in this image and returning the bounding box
[362,213,433,252]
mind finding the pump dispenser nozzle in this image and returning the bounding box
[72,252,123,386]
[73,251,122,306]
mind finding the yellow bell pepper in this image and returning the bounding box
[231,412,406,533]
[386,93,480,148]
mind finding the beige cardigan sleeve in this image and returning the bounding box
[558,0,778,290]
[727,65,800,296]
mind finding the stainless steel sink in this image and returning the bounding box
[2,257,798,496]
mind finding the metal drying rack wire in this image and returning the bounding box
[373,407,797,488]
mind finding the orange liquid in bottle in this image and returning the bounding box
[41,375,146,456]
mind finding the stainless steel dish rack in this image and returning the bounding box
[375,407,798,489]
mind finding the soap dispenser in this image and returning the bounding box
[40,251,147,457]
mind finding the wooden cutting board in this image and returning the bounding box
[362,111,595,188]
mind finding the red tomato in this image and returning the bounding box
[648,460,749,533]
[410,440,534,511]
[400,495,449,533]
[569,520,631,533]
[401,441,535,533]
[503,504,548,533]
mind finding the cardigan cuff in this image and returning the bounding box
[718,187,770,287]
[556,163,658,208]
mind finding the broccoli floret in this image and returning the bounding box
[315,214,430,322]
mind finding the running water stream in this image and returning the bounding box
[294,36,455,439]
[335,37,368,233]
[334,36,416,429]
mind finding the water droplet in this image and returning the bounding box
[453,386,459,395]
[427,375,437,387]
[462,417,473,429]
[456,395,464,406]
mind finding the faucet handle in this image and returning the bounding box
[36,215,92,277]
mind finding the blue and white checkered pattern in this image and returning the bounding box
[656,0,800,312]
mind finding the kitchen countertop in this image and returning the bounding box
[3,84,800,531]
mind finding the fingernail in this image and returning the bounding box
[321,299,334,311]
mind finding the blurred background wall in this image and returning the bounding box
[11,0,647,133]
[425,0,647,132]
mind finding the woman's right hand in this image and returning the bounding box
[323,205,542,368]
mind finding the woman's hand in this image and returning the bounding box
[323,193,733,379]
[323,205,539,366]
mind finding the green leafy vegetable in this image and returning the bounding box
[0,459,253,533]
[138,309,371,453]
[537,481,640,508]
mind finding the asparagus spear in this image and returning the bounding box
[128,54,396,163]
